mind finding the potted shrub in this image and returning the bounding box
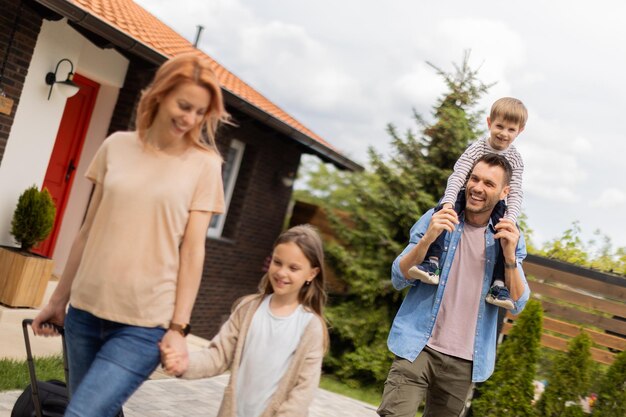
[0,185,56,307]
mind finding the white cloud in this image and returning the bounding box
[521,144,587,203]
[134,0,626,247]
[590,188,626,208]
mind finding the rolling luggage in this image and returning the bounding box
[12,319,126,417]
[11,319,69,417]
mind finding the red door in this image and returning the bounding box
[35,73,100,257]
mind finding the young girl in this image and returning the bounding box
[32,53,229,416]
[162,224,329,417]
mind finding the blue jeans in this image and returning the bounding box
[64,305,166,417]
[427,189,507,283]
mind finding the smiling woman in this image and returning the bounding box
[31,53,230,417]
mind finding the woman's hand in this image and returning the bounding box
[32,302,66,336]
[159,330,189,376]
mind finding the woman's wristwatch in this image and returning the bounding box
[169,322,191,337]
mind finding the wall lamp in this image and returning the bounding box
[275,171,295,188]
[45,58,80,100]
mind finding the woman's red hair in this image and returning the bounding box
[136,52,230,153]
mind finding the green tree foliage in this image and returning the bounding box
[540,221,625,276]
[471,300,543,417]
[297,51,492,385]
[593,350,626,417]
[10,185,56,252]
[535,332,594,417]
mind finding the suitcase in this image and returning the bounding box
[11,319,69,417]
[12,319,126,417]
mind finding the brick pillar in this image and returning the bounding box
[0,0,43,165]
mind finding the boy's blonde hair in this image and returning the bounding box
[490,97,528,129]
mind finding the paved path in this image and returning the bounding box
[0,374,378,416]
[0,282,379,416]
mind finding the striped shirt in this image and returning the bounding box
[442,137,524,222]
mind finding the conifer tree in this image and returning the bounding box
[535,332,593,417]
[470,299,543,417]
[593,350,626,417]
[297,51,492,385]
[10,185,56,252]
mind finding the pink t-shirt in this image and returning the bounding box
[427,223,486,360]
[70,131,225,327]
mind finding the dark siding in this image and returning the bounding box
[192,113,302,338]
[0,0,43,165]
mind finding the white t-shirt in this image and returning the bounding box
[236,295,313,417]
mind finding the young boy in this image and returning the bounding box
[408,97,527,310]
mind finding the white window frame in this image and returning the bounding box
[207,139,245,238]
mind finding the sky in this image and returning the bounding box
[135,0,626,250]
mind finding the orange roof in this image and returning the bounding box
[65,0,338,152]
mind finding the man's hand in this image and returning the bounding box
[494,218,520,262]
[159,330,189,377]
[423,207,459,244]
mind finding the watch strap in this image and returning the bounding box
[169,322,190,337]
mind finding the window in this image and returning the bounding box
[207,139,245,238]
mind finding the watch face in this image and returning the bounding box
[182,324,191,336]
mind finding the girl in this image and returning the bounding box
[162,224,329,417]
[32,53,229,417]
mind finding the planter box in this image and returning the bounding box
[0,246,53,307]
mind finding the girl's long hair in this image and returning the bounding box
[259,224,329,348]
[135,52,230,154]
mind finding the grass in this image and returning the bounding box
[320,374,423,416]
[320,374,383,406]
[0,355,65,391]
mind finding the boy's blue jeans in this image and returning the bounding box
[428,189,506,282]
[64,305,166,417]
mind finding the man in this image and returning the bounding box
[377,153,530,417]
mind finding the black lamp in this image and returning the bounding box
[45,58,80,100]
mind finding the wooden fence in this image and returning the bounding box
[503,254,625,365]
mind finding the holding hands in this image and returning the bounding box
[159,331,189,377]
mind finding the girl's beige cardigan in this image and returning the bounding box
[183,294,326,417]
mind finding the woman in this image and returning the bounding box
[33,52,229,417]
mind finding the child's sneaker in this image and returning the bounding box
[408,257,440,285]
[485,284,514,310]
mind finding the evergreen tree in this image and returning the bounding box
[471,300,543,417]
[10,185,56,252]
[593,350,626,417]
[298,51,492,385]
[535,332,593,417]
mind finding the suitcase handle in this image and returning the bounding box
[22,318,64,335]
[22,319,70,417]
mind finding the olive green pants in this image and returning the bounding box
[377,346,473,417]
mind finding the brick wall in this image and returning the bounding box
[0,0,43,165]
[107,59,156,134]
[192,112,303,338]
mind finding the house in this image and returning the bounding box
[0,0,361,338]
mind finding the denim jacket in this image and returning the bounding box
[387,208,530,382]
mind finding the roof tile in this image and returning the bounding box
[69,0,334,150]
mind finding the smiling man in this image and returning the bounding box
[377,153,530,417]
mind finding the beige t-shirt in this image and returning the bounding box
[427,223,486,360]
[70,131,225,327]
